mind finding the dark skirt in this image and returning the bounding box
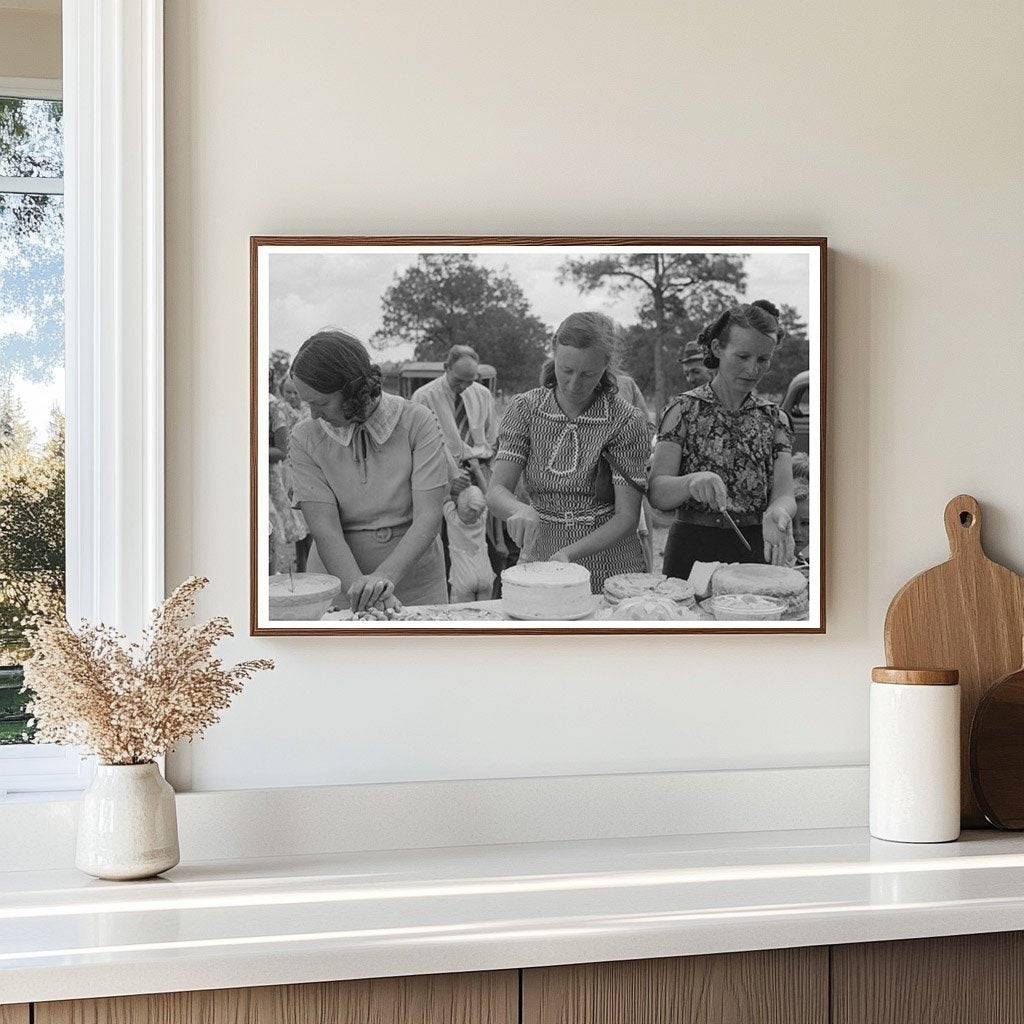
[662,522,766,581]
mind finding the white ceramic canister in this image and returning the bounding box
[76,762,180,880]
[870,667,961,843]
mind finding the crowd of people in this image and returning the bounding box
[268,299,804,616]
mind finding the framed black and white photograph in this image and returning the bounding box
[250,237,826,635]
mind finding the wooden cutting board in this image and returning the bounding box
[884,494,1024,826]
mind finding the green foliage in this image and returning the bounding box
[0,405,65,743]
[0,97,63,179]
[1,97,66,740]
[0,666,31,744]
[371,255,551,393]
[0,399,65,733]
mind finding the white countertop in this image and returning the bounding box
[4,826,1024,1004]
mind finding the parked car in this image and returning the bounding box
[381,361,498,399]
[780,370,811,455]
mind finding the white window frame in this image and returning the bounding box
[0,1,164,799]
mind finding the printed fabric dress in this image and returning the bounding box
[494,387,653,591]
[656,382,794,579]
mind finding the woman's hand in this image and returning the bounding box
[506,503,541,560]
[762,507,796,566]
[688,472,728,510]
[450,474,472,499]
[549,548,573,563]
[347,573,396,613]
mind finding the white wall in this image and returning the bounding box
[164,0,1024,792]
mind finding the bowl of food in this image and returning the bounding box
[268,573,342,621]
[700,593,787,621]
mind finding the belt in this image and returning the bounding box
[535,504,615,528]
[674,509,762,528]
[347,523,410,544]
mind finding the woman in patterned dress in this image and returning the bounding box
[649,300,797,581]
[487,312,652,592]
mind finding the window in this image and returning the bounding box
[0,80,84,797]
[0,6,166,797]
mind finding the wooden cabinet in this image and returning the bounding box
[34,971,517,1024]
[522,948,828,1024]
[23,932,1024,1024]
[832,932,1024,1024]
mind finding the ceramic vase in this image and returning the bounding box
[76,762,180,880]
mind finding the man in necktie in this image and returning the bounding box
[411,346,502,599]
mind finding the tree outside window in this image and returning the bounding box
[0,94,65,745]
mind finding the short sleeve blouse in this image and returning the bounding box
[656,383,793,521]
[288,394,449,531]
[495,388,652,516]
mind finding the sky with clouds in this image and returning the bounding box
[269,250,811,362]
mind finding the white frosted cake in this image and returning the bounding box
[268,572,341,621]
[501,561,594,620]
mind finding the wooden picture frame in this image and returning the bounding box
[251,236,827,635]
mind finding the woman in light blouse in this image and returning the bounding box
[288,330,449,612]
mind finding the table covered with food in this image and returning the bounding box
[269,559,810,623]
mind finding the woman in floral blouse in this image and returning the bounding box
[649,300,797,580]
[487,312,652,591]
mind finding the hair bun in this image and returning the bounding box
[361,367,383,403]
[751,299,780,319]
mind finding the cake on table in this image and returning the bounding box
[501,561,594,620]
[709,563,808,619]
[268,572,341,621]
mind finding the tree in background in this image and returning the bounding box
[371,255,550,394]
[757,304,810,399]
[0,97,65,743]
[0,400,65,646]
[557,254,747,411]
[0,401,65,742]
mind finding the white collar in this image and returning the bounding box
[317,392,403,447]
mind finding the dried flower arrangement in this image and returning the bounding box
[22,576,273,765]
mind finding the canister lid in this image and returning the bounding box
[871,667,959,686]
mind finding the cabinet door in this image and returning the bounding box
[832,932,1024,1024]
[35,970,517,1024]
[523,948,828,1024]
[0,1006,29,1024]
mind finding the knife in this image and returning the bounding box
[720,508,753,552]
